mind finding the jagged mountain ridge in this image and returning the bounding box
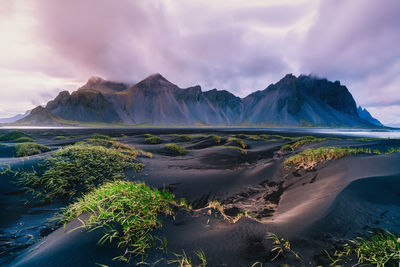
[18,73,378,127]
[357,106,382,126]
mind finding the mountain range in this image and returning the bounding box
[14,73,382,127]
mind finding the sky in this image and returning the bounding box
[0,0,399,125]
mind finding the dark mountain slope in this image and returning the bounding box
[357,106,383,126]
[242,74,373,127]
[21,90,122,124]
[16,73,377,127]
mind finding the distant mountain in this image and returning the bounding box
[387,123,400,128]
[17,73,378,127]
[0,110,30,123]
[357,106,383,126]
[241,74,367,127]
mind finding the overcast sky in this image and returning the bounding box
[0,0,399,125]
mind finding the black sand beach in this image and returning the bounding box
[1,128,400,266]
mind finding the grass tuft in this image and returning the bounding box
[81,138,152,158]
[90,133,116,140]
[265,232,302,262]
[218,146,247,155]
[16,144,144,200]
[14,136,34,143]
[208,134,221,144]
[165,144,187,155]
[168,134,192,142]
[280,136,326,152]
[60,180,174,261]
[326,230,400,267]
[15,142,51,157]
[235,134,260,140]
[0,130,30,141]
[226,137,248,149]
[284,146,400,170]
[145,136,163,144]
[55,136,68,140]
[169,250,207,267]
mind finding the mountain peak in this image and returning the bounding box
[283,73,296,79]
[81,76,128,93]
[357,106,383,126]
[275,73,297,89]
[16,73,380,128]
[87,76,105,84]
[144,73,169,82]
[134,73,177,90]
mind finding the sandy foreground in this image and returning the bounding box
[1,128,400,266]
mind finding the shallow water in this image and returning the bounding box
[1,126,399,139]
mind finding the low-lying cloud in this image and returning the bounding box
[0,0,399,124]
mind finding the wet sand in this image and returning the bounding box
[1,128,400,266]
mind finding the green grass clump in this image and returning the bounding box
[284,146,400,170]
[90,133,116,140]
[81,138,152,158]
[280,136,326,152]
[169,250,207,267]
[236,134,260,140]
[165,144,187,155]
[259,134,270,140]
[145,136,163,144]
[60,180,174,261]
[55,136,68,140]
[327,231,400,267]
[0,130,30,141]
[169,134,192,142]
[265,232,302,262]
[16,144,144,200]
[208,134,221,144]
[15,143,51,157]
[14,136,34,143]
[226,137,248,149]
[269,135,297,141]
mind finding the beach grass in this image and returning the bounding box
[284,146,400,170]
[55,135,69,140]
[218,145,247,155]
[280,136,326,152]
[226,137,248,149]
[327,231,400,266]
[208,134,221,144]
[145,135,163,144]
[90,133,116,140]
[265,232,302,262]
[168,134,192,141]
[0,130,30,141]
[15,142,51,157]
[16,143,144,200]
[81,138,152,158]
[60,180,174,261]
[165,143,187,155]
[14,136,35,143]
[169,250,207,267]
[235,134,261,140]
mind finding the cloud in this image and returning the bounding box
[0,0,398,124]
[298,0,400,123]
[30,0,318,95]
[301,0,400,80]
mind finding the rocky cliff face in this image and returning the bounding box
[23,89,122,124]
[357,106,383,126]
[241,74,370,127]
[18,73,377,127]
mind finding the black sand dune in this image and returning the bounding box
[1,128,400,266]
